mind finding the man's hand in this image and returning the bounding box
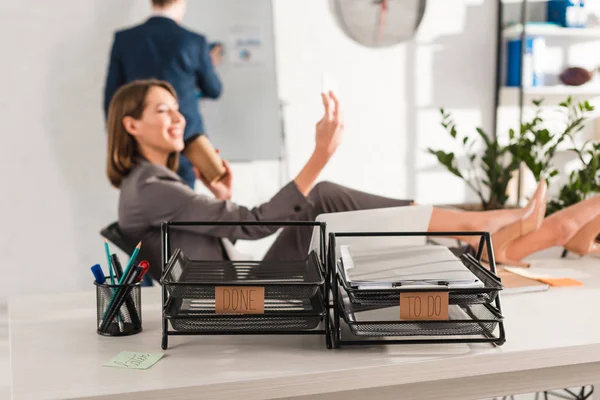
[210,44,223,66]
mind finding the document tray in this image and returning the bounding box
[162,248,324,300]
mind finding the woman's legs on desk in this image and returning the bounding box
[262,181,541,262]
[265,180,600,266]
[505,194,600,262]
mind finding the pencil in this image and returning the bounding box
[120,242,142,285]
[99,241,142,332]
[104,239,114,284]
[104,239,123,331]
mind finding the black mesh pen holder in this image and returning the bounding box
[95,280,142,337]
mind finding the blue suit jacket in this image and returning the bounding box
[103,16,222,187]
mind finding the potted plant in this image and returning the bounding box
[428,109,518,210]
[429,97,595,211]
[508,97,595,183]
[547,141,600,215]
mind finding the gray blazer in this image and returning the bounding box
[118,159,311,279]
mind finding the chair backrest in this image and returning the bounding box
[100,222,134,255]
[100,222,155,286]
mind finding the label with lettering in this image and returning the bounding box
[103,351,164,370]
[215,286,265,314]
[400,292,449,321]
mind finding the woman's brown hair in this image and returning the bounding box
[151,0,178,6]
[106,79,179,188]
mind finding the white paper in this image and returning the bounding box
[340,245,483,289]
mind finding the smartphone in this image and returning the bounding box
[321,71,338,94]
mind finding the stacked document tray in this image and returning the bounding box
[163,250,324,300]
[328,231,506,347]
[162,249,326,332]
[337,288,503,337]
[166,296,325,332]
[159,221,331,350]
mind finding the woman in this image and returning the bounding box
[106,79,597,280]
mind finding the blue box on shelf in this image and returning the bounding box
[547,0,587,28]
[506,37,546,87]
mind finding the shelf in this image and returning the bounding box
[500,85,600,105]
[503,24,600,40]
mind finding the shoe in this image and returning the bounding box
[563,214,600,256]
[485,180,548,267]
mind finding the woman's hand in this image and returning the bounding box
[195,158,233,201]
[314,91,344,160]
[292,91,344,196]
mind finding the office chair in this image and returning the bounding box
[100,222,154,287]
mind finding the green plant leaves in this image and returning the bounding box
[431,98,596,211]
[427,149,463,179]
[547,141,600,215]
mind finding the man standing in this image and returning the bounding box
[104,0,222,188]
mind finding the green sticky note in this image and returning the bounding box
[103,351,164,370]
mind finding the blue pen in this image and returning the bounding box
[91,264,105,284]
[92,264,125,331]
[99,242,142,330]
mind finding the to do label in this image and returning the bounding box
[400,292,449,321]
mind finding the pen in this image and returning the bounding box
[128,266,145,284]
[137,261,150,282]
[91,264,105,284]
[110,254,123,280]
[392,280,450,287]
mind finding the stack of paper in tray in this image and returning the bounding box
[340,244,484,290]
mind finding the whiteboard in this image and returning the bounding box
[182,0,281,162]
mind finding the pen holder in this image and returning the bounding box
[95,280,142,337]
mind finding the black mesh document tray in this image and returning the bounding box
[165,293,326,332]
[328,230,506,347]
[339,253,503,307]
[338,287,503,338]
[160,220,332,350]
[161,248,325,300]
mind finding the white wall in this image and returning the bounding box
[272,0,497,205]
[0,0,499,297]
[0,0,152,297]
